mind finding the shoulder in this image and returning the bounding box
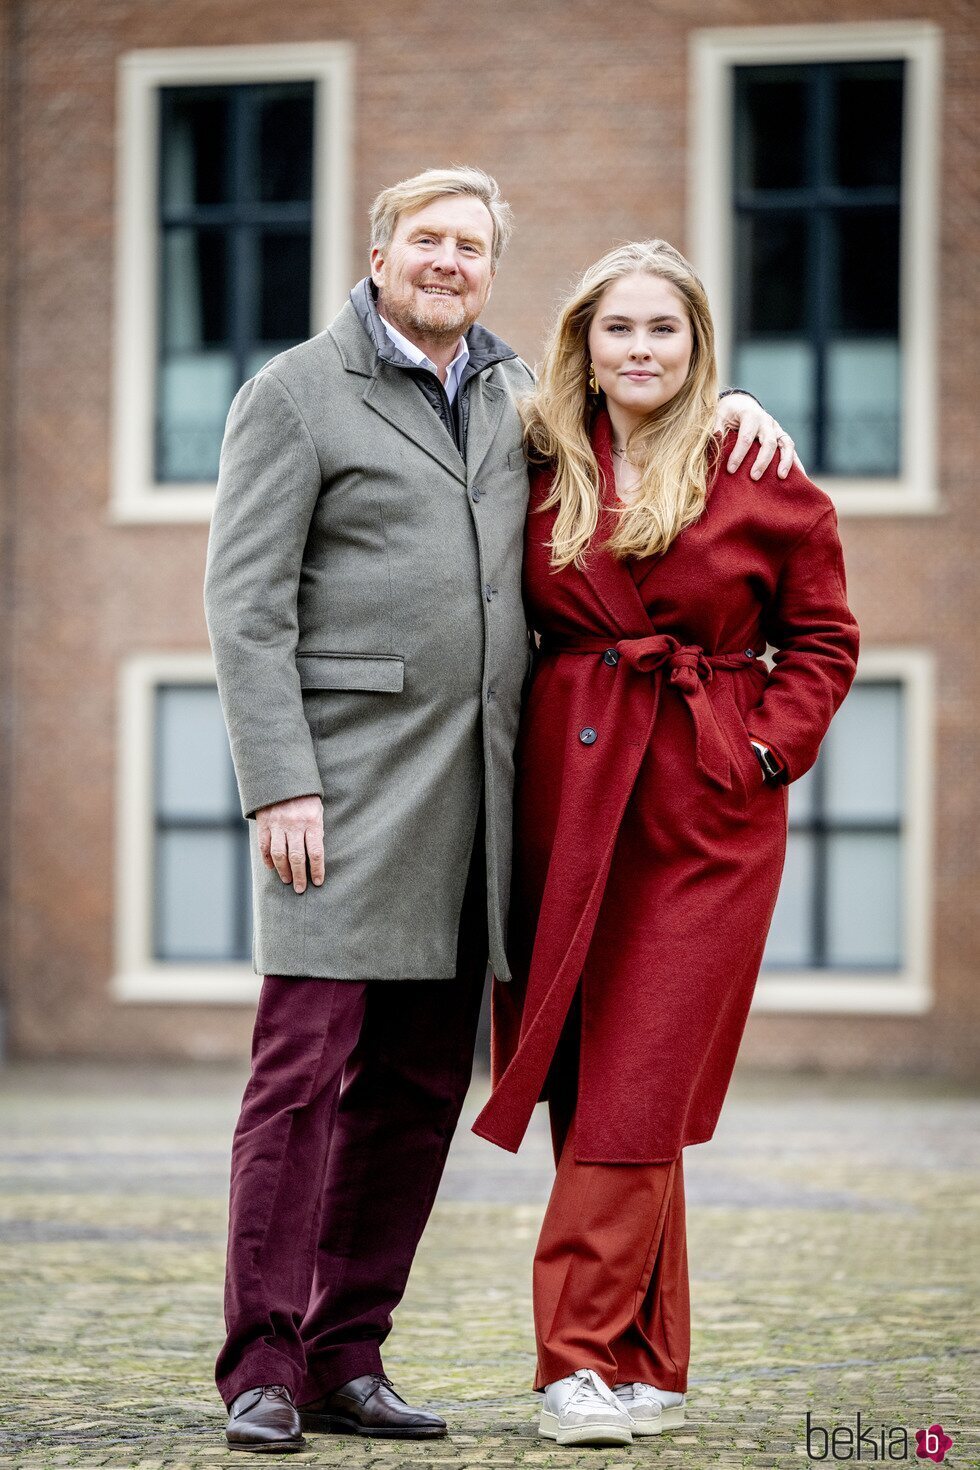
[493,354,536,395]
[713,428,837,539]
[254,328,343,390]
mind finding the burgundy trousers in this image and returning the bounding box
[215,858,488,1407]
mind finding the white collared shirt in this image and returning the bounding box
[378,314,470,404]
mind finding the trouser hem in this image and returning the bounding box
[299,1341,385,1403]
[219,1346,304,1408]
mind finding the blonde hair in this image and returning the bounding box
[522,240,720,568]
[369,166,514,269]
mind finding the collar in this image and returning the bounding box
[377,313,470,400]
[348,277,519,382]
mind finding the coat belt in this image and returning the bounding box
[539,633,762,791]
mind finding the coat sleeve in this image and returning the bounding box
[204,369,324,819]
[746,505,860,782]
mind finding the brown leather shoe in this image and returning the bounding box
[299,1373,447,1438]
[225,1384,306,1452]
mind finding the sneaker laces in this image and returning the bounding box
[565,1369,626,1414]
[628,1382,664,1406]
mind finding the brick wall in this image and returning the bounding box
[3,0,978,1074]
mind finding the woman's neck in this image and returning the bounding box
[605,400,648,454]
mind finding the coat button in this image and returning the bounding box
[744,647,755,658]
[603,648,620,666]
[579,727,598,745]
[484,584,498,602]
[470,487,483,503]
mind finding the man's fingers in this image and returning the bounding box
[258,826,275,870]
[776,433,797,480]
[726,417,759,473]
[269,831,291,884]
[286,828,308,894]
[306,825,325,887]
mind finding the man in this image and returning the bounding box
[204,165,795,1453]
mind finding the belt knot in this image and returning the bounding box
[616,635,712,692]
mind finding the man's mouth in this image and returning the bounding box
[419,285,461,298]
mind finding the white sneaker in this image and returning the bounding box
[614,1382,686,1430]
[539,1368,635,1446]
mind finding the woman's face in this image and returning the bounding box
[587,272,694,421]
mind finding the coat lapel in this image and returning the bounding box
[362,368,467,485]
[464,374,508,483]
[576,411,654,636]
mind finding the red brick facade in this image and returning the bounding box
[1,0,977,1076]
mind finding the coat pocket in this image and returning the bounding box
[296,652,405,693]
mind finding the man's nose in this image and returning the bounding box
[431,242,460,272]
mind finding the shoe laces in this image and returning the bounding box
[262,1385,294,1402]
[565,1369,624,1414]
[627,1382,664,1406]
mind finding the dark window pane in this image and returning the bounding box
[735,69,808,190]
[161,88,230,208]
[259,231,311,342]
[253,84,315,203]
[736,214,808,334]
[832,210,900,334]
[161,227,229,348]
[833,62,904,188]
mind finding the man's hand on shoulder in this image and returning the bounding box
[713,391,803,481]
[257,794,325,894]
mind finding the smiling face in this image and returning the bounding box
[370,193,496,347]
[587,271,694,430]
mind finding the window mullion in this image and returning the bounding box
[809,65,834,473]
[229,86,253,390]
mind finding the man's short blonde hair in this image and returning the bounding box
[369,166,514,269]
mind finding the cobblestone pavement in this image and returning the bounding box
[0,1062,976,1469]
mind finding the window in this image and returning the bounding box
[754,650,934,1015]
[157,83,315,483]
[764,681,903,970]
[690,23,941,513]
[113,44,352,523]
[114,654,259,1004]
[154,684,251,961]
[733,61,903,477]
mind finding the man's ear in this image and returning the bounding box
[370,245,385,288]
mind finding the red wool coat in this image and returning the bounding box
[472,414,859,1164]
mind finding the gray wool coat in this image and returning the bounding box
[203,281,533,981]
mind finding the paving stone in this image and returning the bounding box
[0,1064,976,1469]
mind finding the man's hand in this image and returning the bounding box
[714,392,803,481]
[256,794,325,894]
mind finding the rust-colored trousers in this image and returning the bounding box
[532,1015,691,1392]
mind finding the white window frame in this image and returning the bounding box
[753,647,935,1015]
[113,653,260,1004]
[689,22,943,515]
[111,43,353,525]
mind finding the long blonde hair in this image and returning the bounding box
[522,240,719,568]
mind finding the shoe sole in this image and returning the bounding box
[226,1438,306,1452]
[300,1412,446,1439]
[628,1418,664,1436]
[539,1411,633,1447]
[660,1407,686,1429]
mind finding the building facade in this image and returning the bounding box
[1,0,977,1076]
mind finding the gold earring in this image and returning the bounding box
[588,363,599,395]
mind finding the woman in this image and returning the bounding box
[472,240,859,1447]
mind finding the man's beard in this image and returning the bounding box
[402,292,470,344]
